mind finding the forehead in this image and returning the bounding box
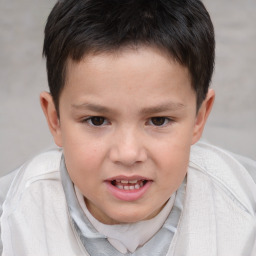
[65,45,191,86]
[61,46,195,111]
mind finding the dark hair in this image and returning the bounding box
[43,0,215,114]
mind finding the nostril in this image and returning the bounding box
[109,149,147,166]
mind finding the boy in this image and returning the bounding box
[1,0,256,255]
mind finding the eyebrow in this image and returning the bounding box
[140,102,185,115]
[71,103,112,114]
[72,101,185,115]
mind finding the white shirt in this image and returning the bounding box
[75,186,176,253]
[1,142,256,256]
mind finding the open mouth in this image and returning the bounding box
[111,179,148,191]
[106,177,152,201]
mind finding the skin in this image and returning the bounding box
[41,46,214,225]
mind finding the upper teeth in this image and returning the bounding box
[117,180,138,184]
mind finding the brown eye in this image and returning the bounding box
[89,116,106,126]
[150,117,168,126]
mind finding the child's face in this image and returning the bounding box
[41,46,213,224]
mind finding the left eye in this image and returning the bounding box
[148,117,170,126]
[85,116,108,126]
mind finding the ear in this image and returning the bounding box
[191,89,215,145]
[40,91,63,147]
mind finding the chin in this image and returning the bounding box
[106,208,155,224]
[111,216,144,224]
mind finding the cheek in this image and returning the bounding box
[62,137,106,183]
[65,145,103,170]
[152,135,190,185]
[60,121,110,180]
[153,129,191,164]
[160,147,189,177]
[61,124,105,161]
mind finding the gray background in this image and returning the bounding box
[0,0,256,176]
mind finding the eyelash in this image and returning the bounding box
[82,116,173,127]
[147,117,172,127]
[82,116,110,126]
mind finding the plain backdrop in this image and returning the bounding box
[0,0,256,176]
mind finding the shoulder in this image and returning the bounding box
[0,169,18,238]
[189,141,256,215]
[190,141,256,181]
[0,147,63,209]
[0,148,63,254]
[0,170,18,206]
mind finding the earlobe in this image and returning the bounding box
[192,89,215,145]
[40,92,63,147]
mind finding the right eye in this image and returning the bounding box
[84,116,108,126]
[147,117,172,127]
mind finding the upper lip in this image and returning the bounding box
[106,175,152,181]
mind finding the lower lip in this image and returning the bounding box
[105,181,152,201]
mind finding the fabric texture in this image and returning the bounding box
[0,141,256,256]
[74,185,176,253]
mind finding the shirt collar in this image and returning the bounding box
[75,185,175,253]
[60,155,105,239]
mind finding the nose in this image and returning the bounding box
[109,127,147,166]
